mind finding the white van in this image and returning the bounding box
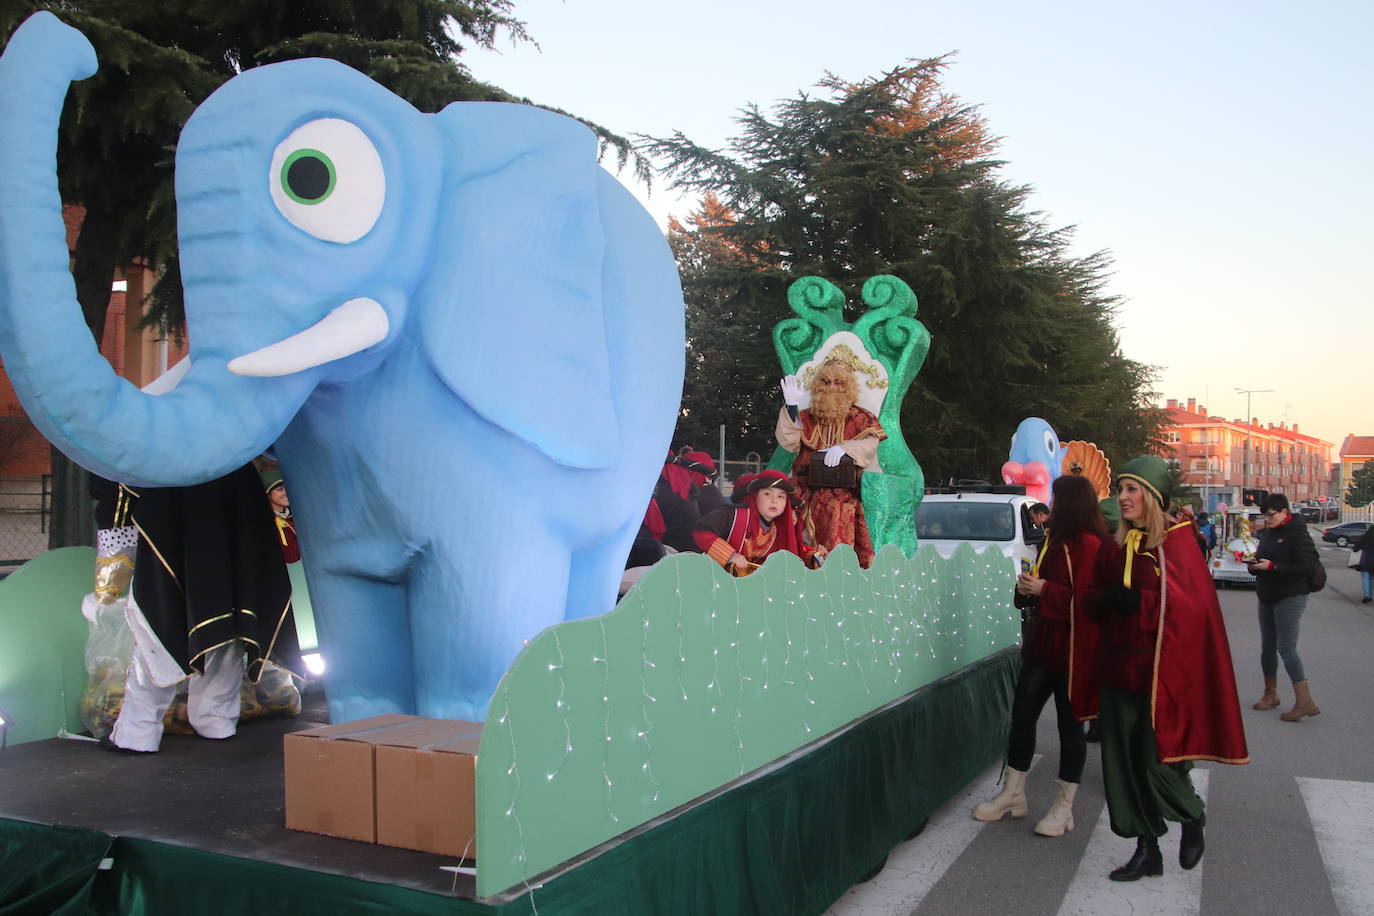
[915,488,1044,574]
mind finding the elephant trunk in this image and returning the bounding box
[0,14,313,486]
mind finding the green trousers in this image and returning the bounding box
[1099,687,1205,838]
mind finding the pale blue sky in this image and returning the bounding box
[465,0,1372,450]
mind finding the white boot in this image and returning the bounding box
[973,766,1028,821]
[1034,779,1078,837]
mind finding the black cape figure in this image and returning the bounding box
[129,463,302,682]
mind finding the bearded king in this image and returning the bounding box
[775,357,886,567]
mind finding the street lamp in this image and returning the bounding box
[1235,387,1274,504]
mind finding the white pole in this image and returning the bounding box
[718,424,726,488]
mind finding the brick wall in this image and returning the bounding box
[0,204,186,477]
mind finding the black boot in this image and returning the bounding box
[1179,817,1205,870]
[1110,836,1163,881]
[97,735,155,755]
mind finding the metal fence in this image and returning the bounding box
[0,475,50,571]
[1340,505,1374,525]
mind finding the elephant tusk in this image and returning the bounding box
[228,298,389,377]
[140,357,191,395]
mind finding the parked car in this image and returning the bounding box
[915,487,1043,575]
[1321,521,1372,548]
[1298,506,1322,523]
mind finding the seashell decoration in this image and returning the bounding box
[1061,440,1112,499]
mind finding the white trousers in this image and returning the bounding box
[110,643,245,751]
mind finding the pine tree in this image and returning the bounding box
[0,0,642,547]
[1346,463,1374,508]
[667,193,785,454]
[644,59,1166,480]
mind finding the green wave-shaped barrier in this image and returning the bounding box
[474,542,1018,897]
[0,548,95,746]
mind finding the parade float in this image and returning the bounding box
[1210,504,1262,586]
[0,13,1020,913]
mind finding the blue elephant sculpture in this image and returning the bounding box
[0,13,685,722]
[1000,417,1065,505]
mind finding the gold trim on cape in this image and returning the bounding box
[132,516,181,590]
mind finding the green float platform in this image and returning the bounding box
[0,647,1015,914]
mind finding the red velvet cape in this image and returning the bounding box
[1150,524,1250,764]
[1033,531,1103,722]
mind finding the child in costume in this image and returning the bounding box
[693,470,825,575]
[263,468,300,563]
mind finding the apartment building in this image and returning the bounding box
[1161,398,1333,510]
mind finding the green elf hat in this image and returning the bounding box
[1115,455,1172,508]
[260,467,285,493]
[1099,497,1121,533]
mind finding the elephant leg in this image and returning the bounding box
[564,515,642,621]
[309,572,415,722]
[409,531,571,722]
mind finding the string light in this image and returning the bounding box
[596,617,618,824]
[544,629,572,783]
[639,582,661,804]
[497,695,531,883]
[477,544,1021,897]
[675,563,689,702]
[781,569,798,688]
[730,572,745,775]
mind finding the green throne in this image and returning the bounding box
[768,275,931,556]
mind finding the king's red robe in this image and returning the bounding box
[776,405,885,567]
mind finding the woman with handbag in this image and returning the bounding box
[1354,524,1374,604]
[1247,493,1322,720]
[1088,457,1248,881]
[972,474,1105,836]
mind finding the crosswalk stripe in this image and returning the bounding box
[826,757,1043,915]
[1056,768,1209,916]
[1297,777,1374,916]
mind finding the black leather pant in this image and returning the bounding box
[1006,659,1086,782]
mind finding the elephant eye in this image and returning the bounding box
[281,149,336,204]
[269,118,385,243]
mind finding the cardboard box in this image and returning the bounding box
[375,719,483,859]
[284,714,483,859]
[284,713,428,843]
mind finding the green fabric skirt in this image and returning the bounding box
[1099,687,1205,838]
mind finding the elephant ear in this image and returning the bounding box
[422,103,618,469]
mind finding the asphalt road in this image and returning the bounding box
[830,526,1374,916]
